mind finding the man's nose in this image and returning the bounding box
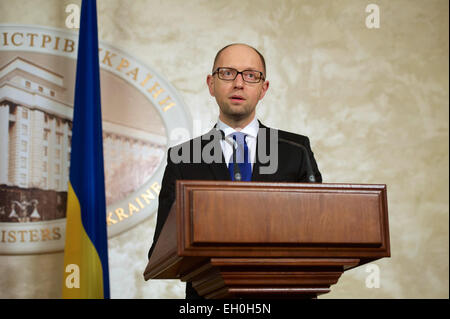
[233,73,244,88]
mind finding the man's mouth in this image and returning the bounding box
[230,95,246,102]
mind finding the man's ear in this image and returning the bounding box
[206,74,215,97]
[258,80,269,101]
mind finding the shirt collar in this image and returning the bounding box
[216,116,259,139]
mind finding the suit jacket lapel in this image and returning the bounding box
[209,155,231,180]
[203,127,231,180]
[251,121,272,182]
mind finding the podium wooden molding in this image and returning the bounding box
[144,180,390,298]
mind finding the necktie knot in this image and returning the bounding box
[230,132,247,146]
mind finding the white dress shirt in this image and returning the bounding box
[216,117,259,171]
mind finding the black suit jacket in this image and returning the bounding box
[147,121,322,298]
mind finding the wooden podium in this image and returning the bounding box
[144,180,390,298]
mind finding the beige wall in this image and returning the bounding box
[0,0,448,298]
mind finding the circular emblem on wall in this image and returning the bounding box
[0,24,192,254]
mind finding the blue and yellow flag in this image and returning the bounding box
[63,0,110,299]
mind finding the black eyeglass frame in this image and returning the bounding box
[212,67,265,83]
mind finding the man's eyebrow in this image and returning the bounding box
[222,66,262,71]
[243,67,264,73]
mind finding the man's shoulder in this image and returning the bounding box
[166,128,222,165]
[169,128,220,150]
[260,122,311,146]
[277,129,310,143]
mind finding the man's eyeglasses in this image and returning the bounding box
[212,67,265,83]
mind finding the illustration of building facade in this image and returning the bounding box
[0,57,165,222]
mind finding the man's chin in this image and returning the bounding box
[219,103,255,122]
[221,111,256,125]
[226,111,250,121]
[225,105,251,116]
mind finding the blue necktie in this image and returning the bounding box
[228,132,252,181]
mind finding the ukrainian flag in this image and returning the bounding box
[62,0,110,299]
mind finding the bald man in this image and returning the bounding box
[147,43,322,299]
